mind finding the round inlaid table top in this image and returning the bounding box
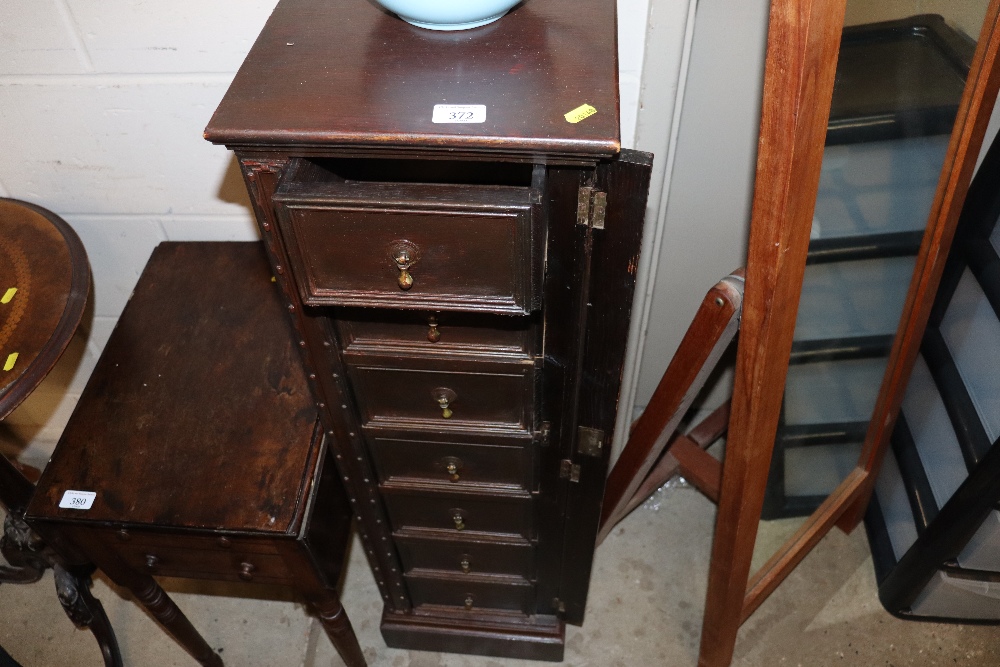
[0,198,89,421]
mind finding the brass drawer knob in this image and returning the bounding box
[238,562,256,582]
[390,240,419,291]
[464,595,474,610]
[433,387,457,419]
[443,456,462,482]
[426,316,441,343]
[460,558,471,574]
[452,512,465,531]
[144,554,159,570]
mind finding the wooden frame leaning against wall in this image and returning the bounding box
[696,1,1000,666]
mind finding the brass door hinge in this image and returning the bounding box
[577,426,604,457]
[559,459,581,482]
[576,187,607,229]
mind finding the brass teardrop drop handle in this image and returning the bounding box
[394,248,414,290]
[438,397,452,418]
[460,558,471,574]
[452,512,465,531]
[442,456,462,482]
[426,315,441,342]
[432,387,457,419]
[464,595,474,610]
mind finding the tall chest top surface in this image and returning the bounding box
[204,0,621,159]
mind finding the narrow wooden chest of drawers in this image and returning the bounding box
[205,0,652,659]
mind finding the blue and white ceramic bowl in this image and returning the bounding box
[375,0,521,30]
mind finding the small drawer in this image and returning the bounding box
[114,544,291,585]
[335,309,536,357]
[344,353,535,429]
[380,484,533,539]
[404,571,535,614]
[366,425,534,490]
[273,161,538,314]
[95,528,281,556]
[394,529,535,579]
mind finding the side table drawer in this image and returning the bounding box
[99,528,282,555]
[115,544,291,585]
[273,161,538,314]
[381,484,533,539]
[87,527,292,584]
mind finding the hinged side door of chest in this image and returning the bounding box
[553,149,653,624]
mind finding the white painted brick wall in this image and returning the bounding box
[0,0,649,460]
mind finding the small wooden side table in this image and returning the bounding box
[27,242,365,667]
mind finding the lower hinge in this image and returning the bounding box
[576,187,607,229]
[559,459,581,483]
[551,597,567,614]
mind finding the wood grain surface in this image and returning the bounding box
[205,0,620,160]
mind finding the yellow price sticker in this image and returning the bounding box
[564,104,597,124]
[1,288,16,304]
[4,352,18,372]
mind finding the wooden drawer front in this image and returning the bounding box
[113,544,291,585]
[381,485,533,538]
[273,180,536,314]
[346,357,535,429]
[367,427,533,490]
[335,309,535,357]
[405,571,535,614]
[395,530,535,579]
[93,528,282,555]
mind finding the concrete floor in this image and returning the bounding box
[2,483,1000,666]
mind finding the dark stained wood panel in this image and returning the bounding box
[204,0,620,160]
[29,243,320,534]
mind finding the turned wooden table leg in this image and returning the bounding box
[124,574,223,667]
[78,537,223,667]
[307,594,366,667]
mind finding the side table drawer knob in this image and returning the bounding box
[452,512,466,531]
[145,554,160,571]
[238,562,256,582]
[460,558,471,574]
[464,595,474,610]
